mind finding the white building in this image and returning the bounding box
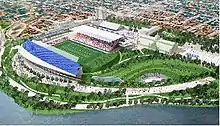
[99,21,121,31]
[179,47,220,66]
[138,33,179,54]
[95,7,107,20]
[139,26,161,36]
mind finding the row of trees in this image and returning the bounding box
[59,89,126,103]
[86,100,126,110]
[21,63,73,84]
[132,95,218,106]
[23,78,126,103]
[160,97,219,106]
[168,81,219,100]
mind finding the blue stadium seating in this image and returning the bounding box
[23,40,80,75]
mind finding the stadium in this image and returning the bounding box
[16,22,126,81]
[45,24,125,52]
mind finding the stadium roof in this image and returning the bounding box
[73,25,123,43]
[33,40,79,62]
[21,40,80,76]
[99,21,121,31]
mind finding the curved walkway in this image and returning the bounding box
[118,54,149,64]
[0,29,5,67]
[65,77,215,95]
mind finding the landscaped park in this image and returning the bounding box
[81,49,217,88]
[0,18,219,115]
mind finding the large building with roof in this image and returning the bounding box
[99,21,121,31]
[18,40,82,79]
[139,34,179,55]
[70,25,124,52]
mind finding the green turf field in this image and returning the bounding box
[54,40,120,73]
[55,40,105,63]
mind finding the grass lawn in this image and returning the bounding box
[26,107,88,115]
[101,59,213,83]
[54,40,120,72]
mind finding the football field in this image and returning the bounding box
[54,40,105,64]
[54,40,120,72]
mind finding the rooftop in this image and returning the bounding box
[73,25,123,42]
[99,21,121,31]
[22,40,80,76]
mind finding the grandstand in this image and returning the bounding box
[18,40,81,79]
[70,25,124,52]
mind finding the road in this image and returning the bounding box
[126,77,215,95]
[0,28,5,67]
[9,78,36,97]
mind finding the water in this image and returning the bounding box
[0,91,219,125]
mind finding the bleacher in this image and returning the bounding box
[23,40,80,76]
[72,33,118,51]
[70,25,124,52]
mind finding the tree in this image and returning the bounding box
[97,91,102,98]
[140,99,144,104]
[97,103,103,110]
[71,102,77,108]
[55,77,59,81]
[105,102,110,108]
[36,72,41,78]
[41,74,45,79]
[68,80,72,83]
[86,104,91,109]
[122,88,126,94]
[71,85,75,91]
[75,95,81,103]
[134,100,138,105]
[92,103,97,110]
[51,76,54,81]
[81,95,87,101]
